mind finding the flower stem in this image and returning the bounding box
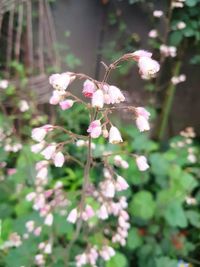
[157,61,181,141]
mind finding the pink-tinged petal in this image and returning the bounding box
[59,99,74,110]
[82,79,96,98]
[136,155,149,171]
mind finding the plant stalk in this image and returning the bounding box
[158,61,181,141]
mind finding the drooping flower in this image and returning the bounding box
[138,56,160,79]
[135,107,150,132]
[49,72,71,91]
[82,204,95,221]
[32,128,47,142]
[115,175,129,191]
[101,180,115,198]
[136,155,149,171]
[99,246,115,261]
[109,126,123,144]
[97,204,109,220]
[49,90,62,105]
[82,79,96,98]
[67,208,78,224]
[44,213,53,226]
[130,50,152,61]
[103,85,125,104]
[53,151,65,167]
[41,144,57,160]
[92,89,104,108]
[59,99,74,110]
[87,120,102,138]
[31,142,45,154]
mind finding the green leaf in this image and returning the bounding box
[156,257,177,267]
[149,153,170,176]
[170,31,183,46]
[130,191,156,220]
[106,252,128,267]
[186,0,199,6]
[164,202,188,228]
[127,228,143,250]
[186,210,200,228]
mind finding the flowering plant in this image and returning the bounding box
[26,51,160,266]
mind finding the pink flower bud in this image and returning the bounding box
[115,175,129,191]
[92,89,104,108]
[59,99,74,110]
[53,152,65,167]
[87,120,102,138]
[109,126,123,144]
[44,213,53,226]
[7,168,17,176]
[67,208,78,224]
[34,227,42,236]
[136,155,149,171]
[82,79,96,98]
[49,73,71,91]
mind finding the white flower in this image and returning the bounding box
[104,85,125,104]
[31,128,47,142]
[53,152,65,167]
[0,79,9,89]
[153,10,163,17]
[136,116,150,132]
[49,73,71,91]
[109,126,123,144]
[97,204,109,220]
[19,100,29,112]
[148,29,158,38]
[115,175,129,191]
[44,213,53,226]
[31,142,45,154]
[101,180,115,198]
[41,144,56,160]
[138,56,160,79]
[92,89,104,108]
[67,208,78,224]
[44,243,52,254]
[177,21,186,29]
[136,155,149,171]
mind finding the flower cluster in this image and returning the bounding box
[160,45,177,58]
[29,51,157,266]
[171,74,186,85]
[26,163,69,226]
